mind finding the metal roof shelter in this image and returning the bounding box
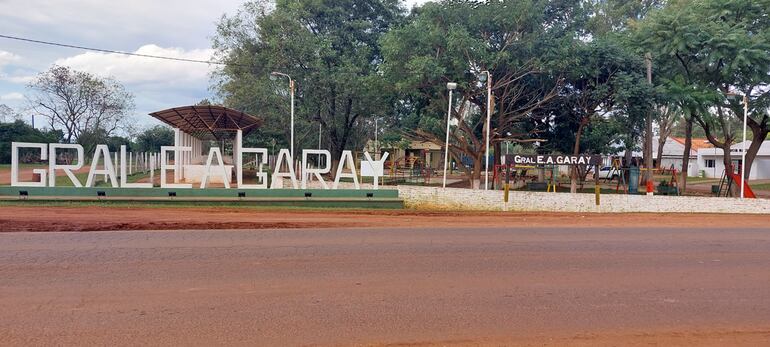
[149,105,262,141]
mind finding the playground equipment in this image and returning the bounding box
[492,164,543,190]
[717,165,756,198]
[607,158,680,196]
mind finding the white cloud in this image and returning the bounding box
[0,92,24,101]
[54,45,216,87]
[0,51,21,67]
[0,74,35,84]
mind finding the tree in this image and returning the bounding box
[381,0,578,188]
[0,121,62,163]
[543,40,652,193]
[655,105,680,169]
[212,0,403,166]
[26,65,134,143]
[586,0,665,36]
[636,0,770,185]
[135,125,175,152]
[0,104,19,123]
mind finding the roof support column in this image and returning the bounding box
[235,130,242,185]
[174,128,181,183]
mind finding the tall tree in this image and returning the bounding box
[135,125,175,152]
[26,65,134,144]
[539,40,652,193]
[381,0,579,188]
[655,105,680,169]
[636,0,770,182]
[212,0,403,164]
[586,0,665,36]
[0,121,62,163]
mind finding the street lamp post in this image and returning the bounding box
[479,71,492,190]
[271,72,295,160]
[443,82,457,189]
[727,92,749,199]
[741,94,748,199]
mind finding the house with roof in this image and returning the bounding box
[652,137,714,177]
[696,140,770,180]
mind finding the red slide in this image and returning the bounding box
[729,172,757,198]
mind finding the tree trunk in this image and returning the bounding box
[680,116,693,193]
[493,141,502,189]
[471,156,482,190]
[570,119,586,194]
[742,123,769,181]
[656,135,666,169]
[722,146,734,196]
[623,137,636,186]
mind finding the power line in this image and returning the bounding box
[0,34,236,66]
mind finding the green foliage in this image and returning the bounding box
[135,125,174,152]
[212,0,403,156]
[380,0,585,183]
[538,39,653,155]
[27,65,134,143]
[586,0,665,36]
[0,121,62,163]
[202,0,767,183]
[633,0,770,167]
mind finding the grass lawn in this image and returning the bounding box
[684,176,720,184]
[750,183,770,191]
[53,170,154,187]
[0,163,48,169]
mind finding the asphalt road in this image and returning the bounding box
[1,227,770,346]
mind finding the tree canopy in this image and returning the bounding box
[26,65,134,144]
[206,0,770,190]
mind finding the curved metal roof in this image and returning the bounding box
[149,105,262,141]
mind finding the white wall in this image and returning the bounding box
[755,157,770,180]
[397,186,770,214]
[697,154,726,179]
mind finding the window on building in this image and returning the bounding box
[705,159,715,168]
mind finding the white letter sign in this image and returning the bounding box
[11,142,47,187]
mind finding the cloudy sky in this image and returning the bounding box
[0,0,430,128]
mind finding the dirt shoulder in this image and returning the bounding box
[0,205,767,232]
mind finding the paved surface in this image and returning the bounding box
[1,227,770,346]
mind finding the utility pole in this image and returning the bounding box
[644,53,653,185]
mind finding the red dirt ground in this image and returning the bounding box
[0,206,768,232]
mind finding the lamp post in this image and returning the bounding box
[479,71,492,190]
[271,72,295,160]
[443,82,457,189]
[726,92,749,199]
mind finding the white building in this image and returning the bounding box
[651,137,714,177]
[696,140,770,180]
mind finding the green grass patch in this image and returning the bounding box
[684,176,719,183]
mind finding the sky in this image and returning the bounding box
[0,0,430,129]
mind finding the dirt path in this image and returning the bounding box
[1,206,768,232]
